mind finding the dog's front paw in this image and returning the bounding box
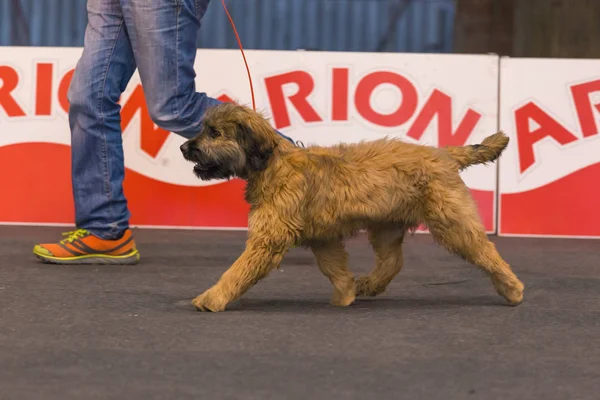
[331,284,356,307]
[495,278,525,306]
[192,288,228,312]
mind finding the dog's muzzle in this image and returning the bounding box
[180,140,194,160]
[180,140,224,179]
[180,140,204,164]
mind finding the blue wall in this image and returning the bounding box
[0,0,455,53]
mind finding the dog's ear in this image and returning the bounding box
[235,123,274,172]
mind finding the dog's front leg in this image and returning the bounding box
[192,240,289,312]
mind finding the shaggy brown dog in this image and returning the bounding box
[180,103,524,312]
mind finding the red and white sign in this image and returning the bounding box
[499,57,600,238]
[0,48,499,232]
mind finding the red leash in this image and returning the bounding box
[220,0,256,111]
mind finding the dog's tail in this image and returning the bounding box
[445,131,509,171]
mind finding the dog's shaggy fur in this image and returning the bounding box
[180,103,524,312]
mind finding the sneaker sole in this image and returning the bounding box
[34,249,140,265]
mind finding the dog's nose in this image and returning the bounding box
[180,141,190,154]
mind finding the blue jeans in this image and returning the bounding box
[69,0,293,240]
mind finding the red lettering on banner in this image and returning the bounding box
[217,93,235,103]
[407,89,481,147]
[264,71,323,129]
[354,71,417,127]
[264,68,479,148]
[0,66,26,117]
[3,62,484,160]
[35,63,53,116]
[570,79,600,137]
[514,102,578,173]
[513,78,600,174]
[332,68,349,121]
[58,69,74,114]
[120,85,171,159]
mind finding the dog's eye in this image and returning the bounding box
[208,128,221,139]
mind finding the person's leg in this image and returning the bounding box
[33,0,140,264]
[69,0,138,239]
[120,0,294,143]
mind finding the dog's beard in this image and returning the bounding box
[183,143,245,181]
[193,162,236,181]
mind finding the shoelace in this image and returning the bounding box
[60,229,89,244]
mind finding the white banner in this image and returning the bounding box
[0,48,500,230]
[499,57,600,237]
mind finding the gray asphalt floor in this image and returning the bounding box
[1,226,599,400]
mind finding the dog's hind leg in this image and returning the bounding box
[311,241,356,307]
[424,183,524,306]
[355,226,406,297]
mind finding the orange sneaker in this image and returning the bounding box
[33,229,140,265]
